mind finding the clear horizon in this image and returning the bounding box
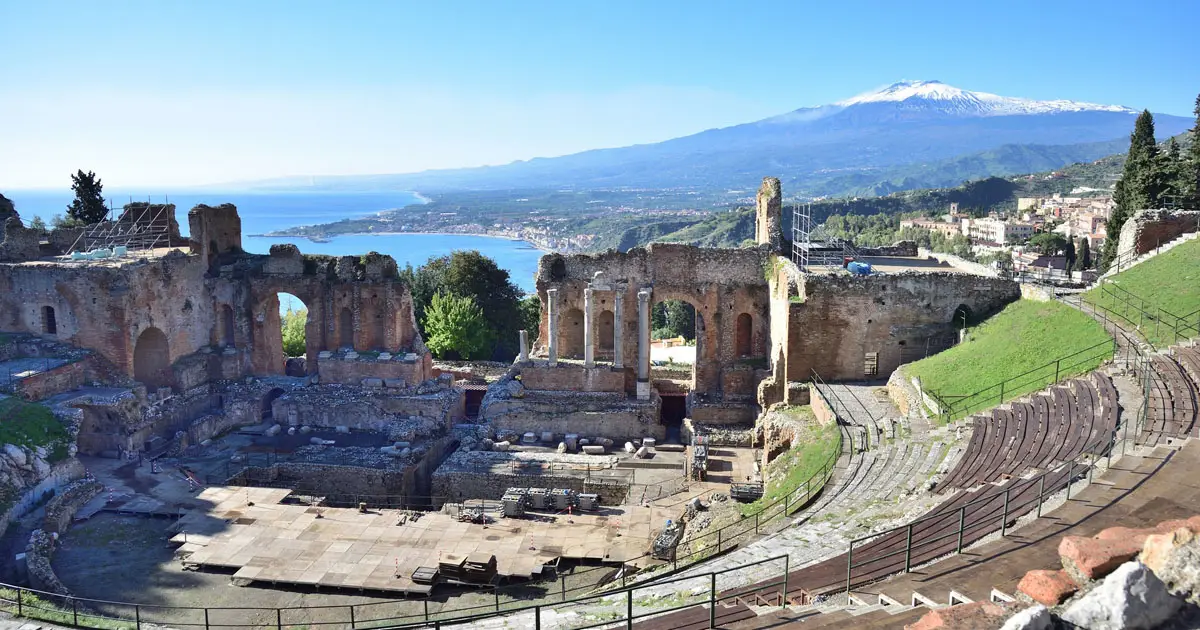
[2,0,1197,189]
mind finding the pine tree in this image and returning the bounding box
[1163,138,1186,204]
[66,170,108,225]
[1078,238,1091,271]
[1101,111,1162,269]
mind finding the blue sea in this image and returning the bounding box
[5,190,543,295]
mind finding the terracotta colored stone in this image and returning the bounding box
[1018,569,1079,606]
[1141,527,1197,576]
[906,601,1009,630]
[1059,535,1143,581]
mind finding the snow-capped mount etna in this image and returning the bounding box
[243,80,1191,198]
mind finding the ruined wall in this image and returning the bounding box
[1117,209,1200,260]
[11,355,102,401]
[755,177,782,251]
[0,217,41,262]
[430,469,628,507]
[188,203,243,266]
[482,375,664,440]
[518,363,625,393]
[533,242,771,399]
[783,270,1019,381]
[271,385,462,431]
[0,250,213,386]
[316,353,433,387]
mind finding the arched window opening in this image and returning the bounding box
[42,306,57,335]
[735,313,752,357]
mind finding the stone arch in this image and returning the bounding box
[597,309,614,352]
[359,291,386,350]
[261,387,285,420]
[339,307,354,349]
[133,327,172,389]
[218,304,235,346]
[735,313,752,357]
[561,307,585,358]
[42,305,57,335]
[650,293,706,392]
[952,304,973,330]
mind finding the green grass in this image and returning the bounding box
[0,399,69,462]
[905,299,1112,422]
[0,588,134,630]
[740,411,840,516]
[1084,238,1200,348]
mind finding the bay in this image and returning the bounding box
[4,190,544,293]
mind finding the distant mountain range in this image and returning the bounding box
[238,80,1192,199]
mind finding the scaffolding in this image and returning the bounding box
[792,203,859,271]
[66,197,175,261]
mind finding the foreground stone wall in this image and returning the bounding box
[518,363,625,393]
[430,471,628,508]
[1116,208,1200,260]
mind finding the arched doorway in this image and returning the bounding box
[279,293,308,362]
[952,304,973,330]
[597,310,614,352]
[42,306,57,335]
[261,388,285,421]
[133,327,172,389]
[339,307,354,349]
[561,307,584,358]
[219,304,235,346]
[735,313,752,357]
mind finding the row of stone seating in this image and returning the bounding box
[935,372,1118,492]
[1141,349,1199,445]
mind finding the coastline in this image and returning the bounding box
[247,230,553,253]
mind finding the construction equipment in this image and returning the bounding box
[651,520,685,560]
[527,487,550,509]
[730,482,764,502]
[577,493,599,511]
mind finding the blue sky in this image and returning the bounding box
[1,0,1196,188]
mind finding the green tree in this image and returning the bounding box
[29,216,47,232]
[1103,111,1165,268]
[518,294,541,342]
[281,307,307,357]
[66,170,108,225]
[664,300,696,341]
[423,292,493,360]
[1187,93,1200,207]
[1078,238,1092,271]
[402,250,524,360]
[1028,231,1068,255]
[1064,238,1076,270]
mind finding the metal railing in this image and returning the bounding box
[0,554,795,630]
[928,338,1117,424]
[1080,281,1200,348]
[841,427,1122,596]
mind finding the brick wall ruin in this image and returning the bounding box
[1117,209,1200,260]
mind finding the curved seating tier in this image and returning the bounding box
[934,372,1118,492]
[1141,353,1199,445]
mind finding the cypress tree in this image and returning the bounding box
[1079,238,1091,271]
[1102,111,1162,269]
[1189,93,1200,207]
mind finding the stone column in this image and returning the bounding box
[612,290,624,369]
[518,330,529,363]
[583,288,595,368]
[546,289,559,366]
[636,288,652,400]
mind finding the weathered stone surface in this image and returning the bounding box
[906,601,1009,630]
[1141,527,1200,605]
[1060,533,1145,581]
[998,605,1052,630]
[1060,561,1183,630]
[1018,569,1078,606]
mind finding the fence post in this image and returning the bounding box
[561,574,566,601]
[1037,475,1045,518]
[626,589,634,629]
[276,608,282,630]
[956,506,966,553]
[709,573,717,628]
[755,511,760,534]
[72,598,78,626]
[135,604,141,630]
[845,541,854,595]
[494,588,500,611]
[1000,486,1010,536]
[999,381,1005,404]
[782,554,790,610]
[904,523,913,573]
[1066,461,1074,500]
[205,607,211,630]
[16,587,21,618]
[1054,359,1060,383]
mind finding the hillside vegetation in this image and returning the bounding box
[0,399,69,462]
[1082,238,1200,348]
[904,300,1112,422]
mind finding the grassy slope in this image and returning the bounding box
[0,399,69,462]
[740,411,840,516]
[1083,238,1200,348]
[904,300,1112,421]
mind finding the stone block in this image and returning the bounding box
[384,378,406,389]
[1060,561,1182,630]
[999,605,1052,630]
[1141,527,1200,605]
[344,351,359,360]
[318,351,333,359]
[1060,534,1143,581]
[1017,569,1077,606]
[361,377,384,388]
[540,431,554,443]
[581,445,606,455]
[521,432,537,444]
[907,601,1009,630]
[377,353,392,360]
